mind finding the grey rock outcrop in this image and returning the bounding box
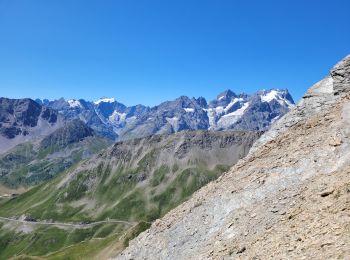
[40,119,95,150]
[0,98,64,153]
[331,54,350,96]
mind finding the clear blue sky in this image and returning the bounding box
[0,0,349,106]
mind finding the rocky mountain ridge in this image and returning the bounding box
[0,98,65,153]
[115,55,350,259]
[0,119,110,188]
[36,88,294,141]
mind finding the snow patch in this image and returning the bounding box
[67,99,82,108]
[215,106,224,114]
[261,90,279,103]
[222,102,250,118]
[260,90,294,108]
[216,102,250,128]
[94,97,116,105]
[204,108,217,129]
[184,108,195,113]
[224,98,244,113]
[108,110,127,123]
[166,117,179,130]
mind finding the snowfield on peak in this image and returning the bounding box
[224,98,244,113]
[260,89,295,107]
[214,102,250,130]
[67,99,82,108]
[94,97,116,105]
[260,89,280,102]
[183,108,195,113]
[108,111,127,124]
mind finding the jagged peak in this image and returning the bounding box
[256,89,295,106]
[217,89,237,100]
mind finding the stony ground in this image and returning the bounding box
[114,56,350,259]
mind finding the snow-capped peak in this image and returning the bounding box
[260,90,280,103]
[260,89,294,108]
[217,89,236,101]
[94,97,116,105]
[67,99,82,108]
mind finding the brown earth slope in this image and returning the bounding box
[115,55,350,259]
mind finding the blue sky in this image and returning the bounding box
[0,0,349,106]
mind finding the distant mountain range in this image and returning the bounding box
[35,88,294,140]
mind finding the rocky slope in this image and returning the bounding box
[0,130,260,259]
[37,89,294,141]
[0,119,111,188]
[115,56,350,259]
[0,98,64,153]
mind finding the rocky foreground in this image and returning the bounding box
[115,56,350,259]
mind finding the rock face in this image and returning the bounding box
[115,55,350,259]
[0,118,110,188]
[0,98,64,153]
[38,98,121,140]
[37,89,294,141]
[40,119,94,150]
[332,54,350,96]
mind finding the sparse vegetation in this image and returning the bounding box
[0,130,257,259]
[0,137,110,188]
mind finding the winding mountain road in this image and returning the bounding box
[0,216,139,229]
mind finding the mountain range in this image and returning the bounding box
[35,88,294,141]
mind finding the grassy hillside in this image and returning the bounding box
[0,130,261,259]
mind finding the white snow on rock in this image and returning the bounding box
[217,95,225,101]
[166,116,179,131]
[204,108,217,130]
[216,102,250,128]
[108,110,127,123]
[94,97,116,105]
[67,99,82,108]
[206,100,250,130]
[224,98,244,113]
[260,90,279,103]
[260,90,294,108]
[214,106,224,114]
[184,108,195,113]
